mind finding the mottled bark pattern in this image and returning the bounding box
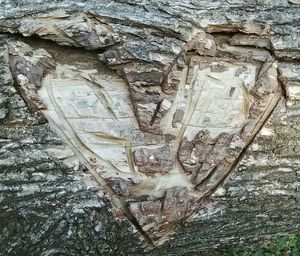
[0,0,299,255]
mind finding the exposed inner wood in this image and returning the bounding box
[6,29,283,245]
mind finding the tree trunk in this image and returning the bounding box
[0,1,299,255]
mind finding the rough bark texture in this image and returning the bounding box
[0,0,299,255]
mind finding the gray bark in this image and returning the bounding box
[0,0,299,255]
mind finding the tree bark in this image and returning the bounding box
[0,1,299,255]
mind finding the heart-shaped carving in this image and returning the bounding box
[8,31,282,245]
